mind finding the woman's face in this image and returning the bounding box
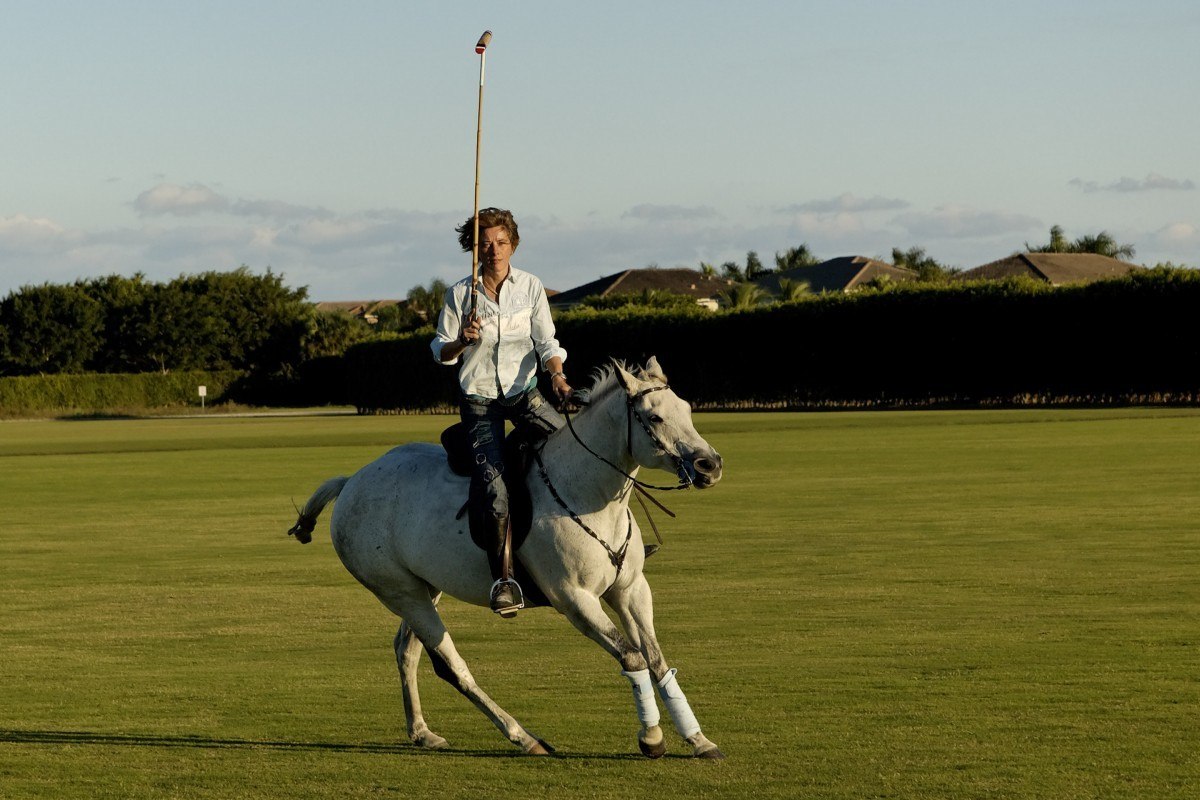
[479,225,514,276]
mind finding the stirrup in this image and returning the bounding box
[489,578,525,618]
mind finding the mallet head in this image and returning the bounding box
[475,30,492,54]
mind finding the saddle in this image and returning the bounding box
[440,422,549,608]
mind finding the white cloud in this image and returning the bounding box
[134,183,230,216]
[621,204,720,222]
[0,214,80,253]
[1158,222,1197,242]
[789,211,870,237]
[894,205,1041,239]
[782,193,910,214]
[1069,173,1196,193]
[5,195,1192,302]
[231,198,335,221]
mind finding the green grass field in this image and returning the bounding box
[2,409,1198,799]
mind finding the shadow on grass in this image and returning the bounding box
[0,729,673,761]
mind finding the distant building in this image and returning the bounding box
[548,268,733,310]
[314,299,403,325]
[958,253,1142,285]
[755,256,919,294]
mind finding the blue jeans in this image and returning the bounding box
[460,386,565,523]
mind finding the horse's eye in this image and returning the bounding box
[649,414,664,424]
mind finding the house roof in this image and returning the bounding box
[314,299,404,316]
[755,256,919,294]
[959,253,1142,285]
[548,268,734,308]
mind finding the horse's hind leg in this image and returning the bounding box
[608,574,724,760]
[395,619,448,749]
[386,591,553,755]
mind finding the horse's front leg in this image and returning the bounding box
[555,585,675,759]
[608,574,725,760]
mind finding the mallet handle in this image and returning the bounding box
[470,31,492,316]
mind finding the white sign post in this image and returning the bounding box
[198,385,207,410]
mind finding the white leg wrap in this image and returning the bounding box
[621,668,661,728]
[656,667,701,739]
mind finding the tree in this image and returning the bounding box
[407,279,449,323]
[744,250,767,280]
[698,262,717,277]
[776,277,811,303]
[775,244,820,271]
[301,308,375,359]
[79,273,155,372]
[717,282,768,309]
[372,302,424,333]
[721,261,744,282]
[1026,225,1136,259]
[891,246,958,283]
[0,283,104,375]
[1071,232,1136,260]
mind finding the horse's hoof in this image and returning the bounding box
[639,738,667,759]
[525,738,555,755]
[412,731,449,749]
[694,745,726,760]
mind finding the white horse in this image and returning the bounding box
[289,357,725,758]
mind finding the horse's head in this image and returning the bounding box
[613,356,723,489]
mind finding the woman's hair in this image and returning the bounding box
[456,207,519,252]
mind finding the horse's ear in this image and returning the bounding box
[613,360,638,393]
[643,355,667,384]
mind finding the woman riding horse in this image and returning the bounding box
[431,207,574,617]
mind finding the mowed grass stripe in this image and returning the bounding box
[1,409,1197,799]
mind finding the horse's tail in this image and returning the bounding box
[288,476,350,544]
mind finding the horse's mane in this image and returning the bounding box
[577,358,669,411]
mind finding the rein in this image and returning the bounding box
[532,446,633,571]
[563,385,694,493]
[533,380,691,577]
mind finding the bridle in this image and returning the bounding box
[565,383,695,492]
[530,380,695,577]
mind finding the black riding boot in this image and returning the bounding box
[483,512,523,618]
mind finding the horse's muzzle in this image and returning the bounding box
[689,452,723,489]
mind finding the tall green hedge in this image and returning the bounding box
[0,370,243,416]
[343,328,457,413]
[343,268,1200,411]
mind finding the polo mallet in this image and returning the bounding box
[469,29,492,318]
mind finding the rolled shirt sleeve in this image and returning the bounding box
[431,284,464,364]
[530,280,567,369]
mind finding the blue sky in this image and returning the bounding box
[2,0,1197,300]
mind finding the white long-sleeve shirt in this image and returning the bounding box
[431,267,567,400]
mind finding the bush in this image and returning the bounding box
[0,371,243,417]
[343,328,456,413]
[340,268,1200,410]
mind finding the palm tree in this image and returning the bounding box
[406,278,448,322]
[775,244,820,271]
[744,250,767,280]
[1071,232,1136,259]
[891,245,957,282]
[717,282,768,309]
[721,261,744,281]
[776,277,811,303]
[1027,226,1135,259]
